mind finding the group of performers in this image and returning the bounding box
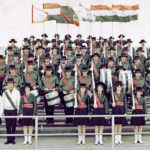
[0,33,149,145]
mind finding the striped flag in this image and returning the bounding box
[90,2,139,22]
[43,3,79,26]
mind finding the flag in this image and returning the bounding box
[32,5,48,23]
[43,3,79,26]
[77,4,96,22]
[90,4,139,22]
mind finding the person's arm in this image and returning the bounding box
[143,98,148,114]
[0,95,4,116]
[19,96,23,115]
[17,91,21,114]
[33,95,37,115]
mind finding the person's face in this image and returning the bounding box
[137,51,142,56]
[94,56,99,62]
[135,59,140,64]
[45,58,50,64]
[8,82,14,90]
[81,48,87,54]
[77,58,81,63]
[11,42,15,46]
[135,72,141,78]
[46,70,52,76]
[52,49,57,54]
[14,56,19,62]
[116,85,122,92]
[110,50,115,55]
[98,86,103,93]
[127,42,131,47]
[108,61,113,66]
[0,59,3,64]
[83,71,87,77]
[10,69,15,74]
[66,71,71,77]
[24,41,28,45]
[121,57,126,62]
[27,65,33,72]
[25,87,30,95]
[137,91,142,97]
[67,50,72,56]
[29,57,34,61]
[141,42,145,47]
[24,49,29,55]
[80,87,86,93]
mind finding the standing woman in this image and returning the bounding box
[131,87,147,144]
[91,82,109,145]
[74,83,91,145]
[19,83,37,145]
[112,81,128,145]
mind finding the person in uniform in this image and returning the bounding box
[0,55,7,95]
[131,87,147,144]
[59,66,75,124]
[115,40,123,57]
[66,46,75,68]
[1,78,21,144]
[19,83,37,145]
[91,82,109,145]
[74,83,91,145]
[6,46,14,64]
[145,71,150,96]
[41,65,59,124]
[81,45,90,68]
[112,81,128,145]
[7,39,19,54]
[136,47,146,65]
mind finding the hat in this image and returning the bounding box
[0,55,3,59]
[77,34,82,37]
[109,47,116,51]
[52,46,58,50]
[23,38,29,42]
[134,69,141,73]
[22,46,30,50]
[108,57,114,62]
[54,34,59,38]
[14,52,19,57]
[9,65,16,70]
[24,83,31,89]
[36,39,41,42]
[45,54,50,59]
[135,86,143,93]
[139,39,146,43]
[28,53,34,58]
[117,66,125,71]
[116,40,121,44]
[65,66,72,72]
[80,83,86,88]
[137,47,144,52]
[100,64,107,69]
[118,34,125,38]
[103,39,108,43]
[46,65,52,70]
[62,56,67,60]
[96,44,100,48]
[27,60,33,65]
[82,66,88,71]
[76,54,82,58]
[87,35,92,40]
[126,39,133,43]
[96,82,107,91]
[99,37,103,40]
[115,81,123,87]
[7,78,14,83]
[9,39,17,43]
[30,35,35,39]
[120,53,127,58]
[123,47,129,52]
[41,33,48,37]
[76,42,82,46]
[134,56,140,60]
[93,53,100,57]
[109,36,114,40]
[8,46,13,50]
[81,45,87,49]
[51,39,56,43]
[92,37,96,41]
[37,46,44,50]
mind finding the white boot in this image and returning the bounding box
[77,135,82,145]
[115,135,118,144]
[118,135,123,144]
[134,134,138,144]
[81,135,85,144]
[99,135,103,145]
[28,136,32,145]
[23,136,28,145]
[138,134,144,144]
[95,134,99,145]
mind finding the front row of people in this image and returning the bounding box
[0,77,148,145]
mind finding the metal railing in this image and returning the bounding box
[0,114,150,150]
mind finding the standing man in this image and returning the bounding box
[1,78,21,144]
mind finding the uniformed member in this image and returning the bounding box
[91,82,109,145]
[59,66,75,124]
[19,83,37,145]
[131,87,147,144]
[112,81,128,145]
[41,65,59,124]
[74,83,91,145]
[1,78,21,144]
